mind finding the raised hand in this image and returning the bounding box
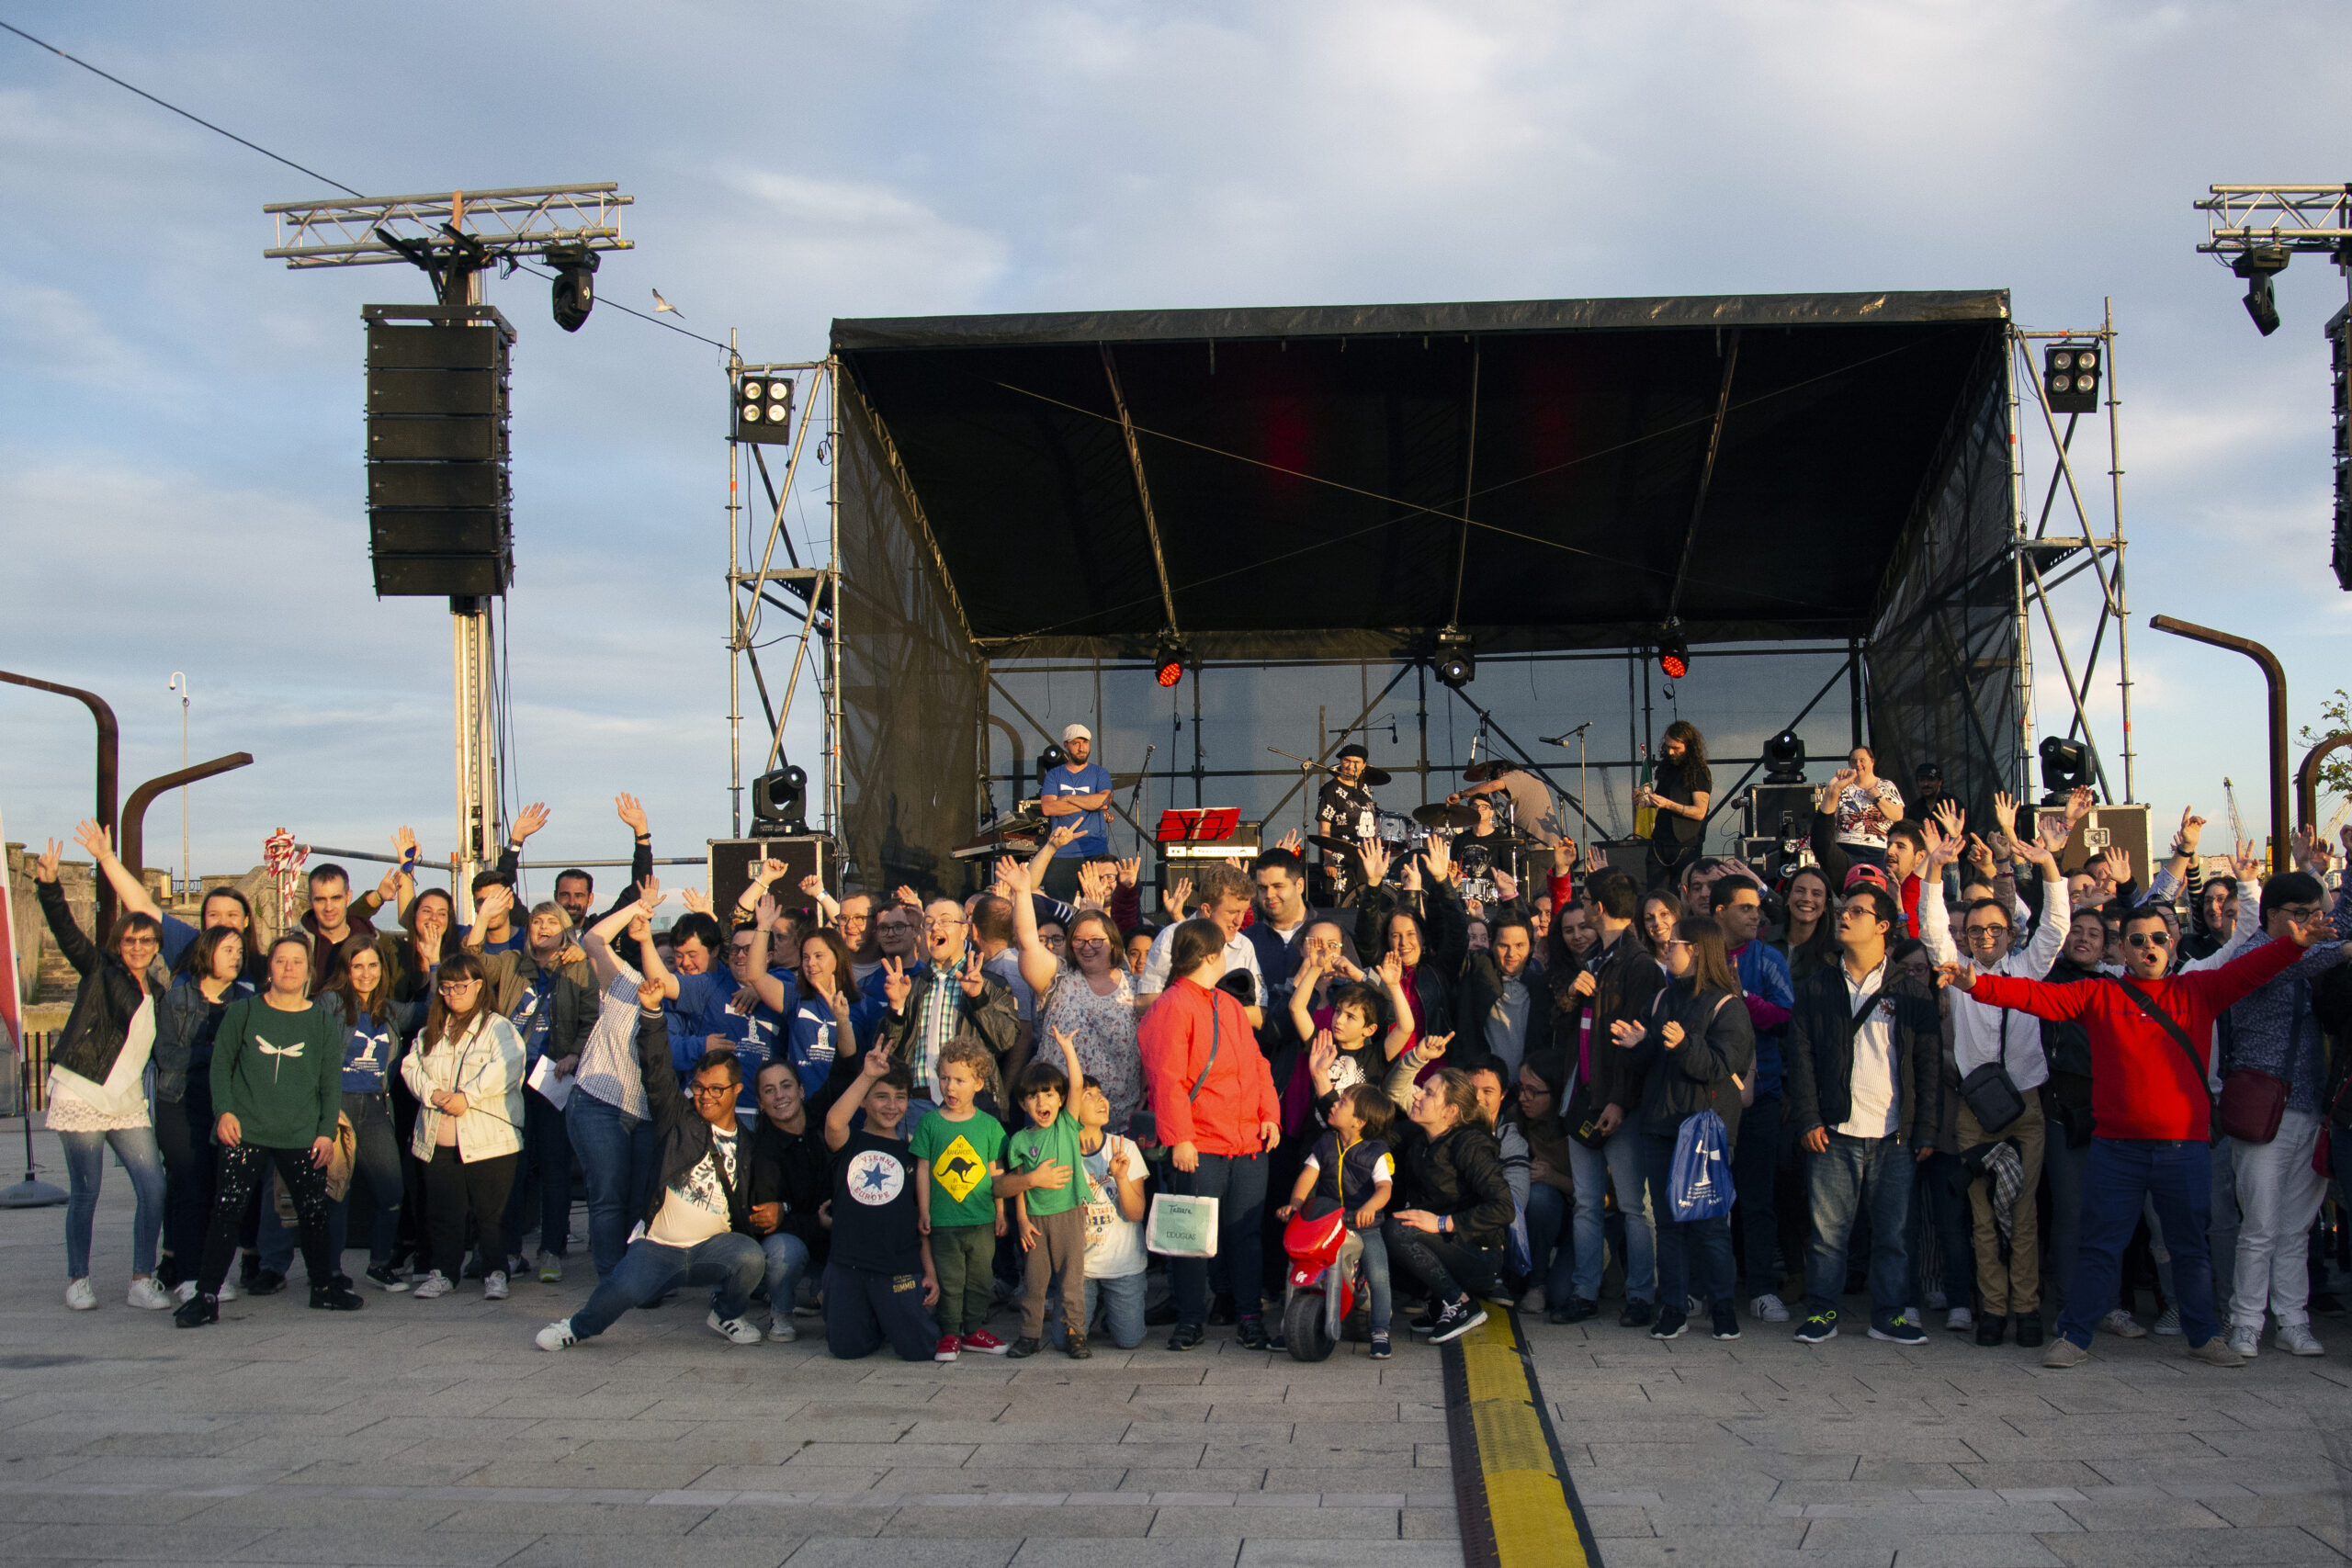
[391,825,421,866]
[1162,876,1193,920]
[1309,1028,1338,1081]
[1077,860,1114,907]
[2104,848,2132,886]
[1581,846,1609,877]
[1492,866,1521,903]
[34,838,62,883]
[756,893,781,932]
[1048,824,1080,850]
[681,887,714,917]
[881,955,911,1011]
[637,874,664,911]
[1400,857,1421,895]
[799,874,824,900]
[1931,799,1965,847]
[2231,840,2265,883]
[2014,826,2056,871]
[994,855,1023,889]
[894,885,922,911]
[1419,1032,1453,1059]
[2064,784,2095,827]
[1965,834,1996,877]
[1935,960,1977,992]
[1116,857,1140,889]
[1990,791,2019,842]
[859,1042,890,1079]
[616,794,650,835]
[959,960,987,999]
[2293,823,2335,876]
[71,818,110,861]
[637,976,666,1010]
[1275,829,1304,856]
[1380,949,1404,987]
[475,883,516,925]
[513,801,551,843]
[1421,837,1452,886]
[1358,841,1391,886]
[2177,807,2207,857]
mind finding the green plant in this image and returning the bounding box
[2300,688,2352,804]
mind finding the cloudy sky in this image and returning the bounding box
[3,0,2347,889]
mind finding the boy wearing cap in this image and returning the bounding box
[1039,724,1114,899]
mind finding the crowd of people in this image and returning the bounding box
[28,730,2352,1372]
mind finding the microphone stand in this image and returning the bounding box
[1126,743,1156,858]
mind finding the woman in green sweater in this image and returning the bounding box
[175,933,367,1326]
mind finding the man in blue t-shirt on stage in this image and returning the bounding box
[1038,723,1114,899]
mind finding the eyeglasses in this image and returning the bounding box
[437,978,481,993]
[1071,937,1111,949]
[1663,939,1693,951]
[925,916,967,930]
[689,1083,737,1100]
[1962,924,2011,942]
[2125,932,2169,949]
[2278,904,2326,921]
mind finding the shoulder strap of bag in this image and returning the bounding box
[1189,1002,1221,1100]
[2108,976,2210,1088]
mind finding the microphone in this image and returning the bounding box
[1539,722,1593,745]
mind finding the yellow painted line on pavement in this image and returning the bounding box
[1442,1305,1600,1568]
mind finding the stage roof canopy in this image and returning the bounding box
[831,289,2011,658]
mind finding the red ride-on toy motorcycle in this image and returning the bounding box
[1281,1206,1367,1361]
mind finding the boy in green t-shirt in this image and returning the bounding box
[910,1041,1010,1359]
[1003,1023,1091,1359]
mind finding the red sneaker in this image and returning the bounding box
[933,1335,960,1362]
[960,1329,1010,1355]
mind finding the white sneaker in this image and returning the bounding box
[1900,1306,1923,1328]
[64,1279,97,1312]
[127,1278,172,1311]
[1749,1292,1791,1323]
[2098,1308,2146,1339]
[1687,1294,1706,1315]
[412,1271,455,1300]
[767,1315,798,1343]
[215,1277,238,1303]
[174,1280,198,1305]
[483,1270,509,1301]
[1945,1306,1973,1333]
[1517,1288,1544,1313]
[2226,1325,2261,1359]
[535,1318,576,1351]
[707,1309,763,1345]
[2276,1323,2325,1357]
[536,1249,563,1284]
[2152,1305,2182,1337]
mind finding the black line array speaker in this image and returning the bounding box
[364,304,514,598]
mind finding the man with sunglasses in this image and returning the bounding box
[1917,811,2068,1346]
[1947,866,2344,1370]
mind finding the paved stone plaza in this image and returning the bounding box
[4,1129,2352,1567]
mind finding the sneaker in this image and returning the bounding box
[1975,1314,2007,1348]
[1167,1324,1204,1352]
[246,1269,286,1298]
[127,1277,171,1311]
[1266,1324,1287,1351]
[483,1270,509,1302]
[174,1280,198,1305]
[64,1278,97,1312]
[1900,1305,1923,1328]
[1518,1288,1544,1313]
[412,1271,455,1301]
[173,1292,219,1329]
[2041,1337,2091,1368]
[1748,1292,1791,1324]
[1925,1289,1948,1312]
[1234,1317,1271,1351]
[462,1253,489,1280]
[1649,1307,1688,1340]
[1369,1334,1393,1359]
[506,1254,527,1279]
[2152,1305,2183,1337]
[1793,1313,1838,1346]
[2277,1323,2325,1357]
[1005,1336,1043,1359]
[2013,1314,2043,1348]
[1408,1303,1442,1336]
[535,1318,576,1352]
[215,1276,239,1303]
[309,1282,365,1312]
[1548,1297,1599,1325]
[1066,1334,1091,1359]
[239,1253,261,1291]
[2189,1335,2248,1368]
[2098,1307,2146,1339]
[1710,1303,1741,1340]
[961,1328,1010,1355]
[2226,1325,2261,1359]
[767,1315,798,1343]
[365,1263,410,1292]
[537,1250,564,1285]
[1685,1293,1705,1315]
[934,1335,962,1362]
[1946,1306,1973,1333]
[707,1310,763,1345]
[1429,1298,1488,1345]
[1870,1317,1929,1346]
[1618,1299,1655,1329]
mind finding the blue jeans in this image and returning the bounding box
[1051,1271,1149,1349]
[327,1093,402,1269]
[1164,1150,1269,1325]
[2057,1138,2219,1350]
[566,1090,654,1279]
[571,1232,763,1340]
[59,1125,165,1280]
[1803,1131,1915,1325]
[1356,1223,1394,1335]
[1567,1126,1655,1303]
[1524,1181,1573,1308]
[762,1232,811,1317]
[1732,1095,1783,1299]
[1639,1127,1735,1310]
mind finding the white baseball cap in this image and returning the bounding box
[1061,723,1092,743]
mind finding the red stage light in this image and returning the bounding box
[1156,658,1183,687]
[1660,650,1689,680]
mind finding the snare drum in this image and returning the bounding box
[1373,810,1423,848]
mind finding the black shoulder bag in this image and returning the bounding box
[1957,1003,2027,1135]
[2106,977,2223,1143]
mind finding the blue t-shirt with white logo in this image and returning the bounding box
[1044,761,1114,857]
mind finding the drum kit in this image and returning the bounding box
[1280,749,1540,895]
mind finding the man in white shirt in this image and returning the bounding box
[1918,816,2067,1347]
[1136,863,1266,1025]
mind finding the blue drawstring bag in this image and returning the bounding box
[1668,1110,1736,1222]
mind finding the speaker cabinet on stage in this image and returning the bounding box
[707,836,831,923]
[363,305,514,599]
[1740,784,1818,842]
[2028,802,2152,880]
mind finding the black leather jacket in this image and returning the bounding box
[39,881,166,1087]
[1393,1120,1515,1249]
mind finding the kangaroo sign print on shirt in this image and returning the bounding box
[845,1147,906,1206]
[928,1133,989,1205]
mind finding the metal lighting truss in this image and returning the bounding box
[2195,184,2352,591]
[725,352,842,846]
[2007,302,2134,804]
[264,183,634,268]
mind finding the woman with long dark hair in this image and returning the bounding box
[31,840,171,1313]
[1775,865,1840,984]
[322,938,412,1292]
[400,949,526,1301]
[1636,890,1682,969]
[1639,720,1713,890]
[154,923,254,1297]
[787,927,860,1099]
[1377,1061,1513,1345]
[1625,913,1753,1343]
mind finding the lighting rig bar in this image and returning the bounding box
[264,183,633,268]
[2194,184,2352,254]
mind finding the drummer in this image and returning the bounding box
[1314,743,1381,897]
[1448,760,1565,849]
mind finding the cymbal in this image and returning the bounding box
[1305,834,1359,856]
[1463,761,1518,783]
[1413,802,1480,829]
[1358,765,1393,787]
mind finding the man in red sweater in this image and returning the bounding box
[1947,897,2341,1369]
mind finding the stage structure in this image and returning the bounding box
[788,291,2132,894]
